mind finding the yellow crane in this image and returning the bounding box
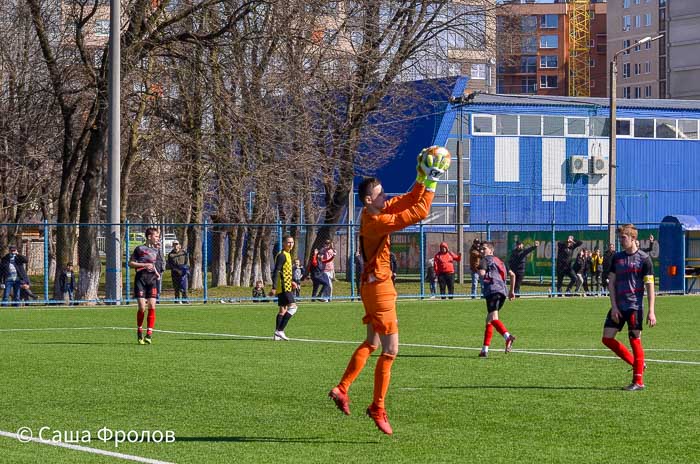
[568,0,591,96]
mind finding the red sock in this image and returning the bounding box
[373,353,396,409]
[491,319,507,336]
[602,337,634,365]
[483,323,494,347]
[147,308,156,335]
[338,341,377,394]
[629,337,645,385]
[137,310,145,332]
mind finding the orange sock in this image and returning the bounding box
[338,341,377,393]
[373,353,396,409]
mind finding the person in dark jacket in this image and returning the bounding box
[58,262,75,304]
[308,248,331,302]
[601,242,616,293]
[469,239,482,297]
[1,245,29,306]
[508,240,539,296]
[556,235,582,296]
[166,241,189,301]
[434,241,461,299]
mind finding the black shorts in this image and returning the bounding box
[134,272,159,299]
[604,307,643,332]
[277,291,295,308]
[485,293,506,313]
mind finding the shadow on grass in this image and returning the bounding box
[174,338,268,342]
[412,385,621,391]
[175,436,380,444]
[398,354,468,359]
[28,341,132,346]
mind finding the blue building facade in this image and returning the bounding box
[421,77,700,231]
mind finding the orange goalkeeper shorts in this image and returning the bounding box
[360,278,398,335]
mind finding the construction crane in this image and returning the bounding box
[568,0,591,96]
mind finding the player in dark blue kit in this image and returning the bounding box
[602,224,657,391]
[129,227,162,345]
[478,241,516,358]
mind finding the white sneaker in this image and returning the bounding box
[273,334,282,341]
[274,330,289,341]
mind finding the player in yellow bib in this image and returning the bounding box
[269,236,299,341]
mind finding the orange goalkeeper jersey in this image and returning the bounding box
[360,183,434,283]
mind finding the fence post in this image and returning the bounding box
[124,220,130,304]
[43,220,49,303]
[419,223,425,299]
[203,220,208,303]
[551,220,556,296]
[486,221,491,241]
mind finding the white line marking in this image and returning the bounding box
[0,430,173,464]
[2,326,700,365]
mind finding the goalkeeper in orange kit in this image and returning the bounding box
[328,146,450,435]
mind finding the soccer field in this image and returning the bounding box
[0,296,699,464]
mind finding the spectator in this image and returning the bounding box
[469,239,482,298]
[1,245,28,306]
[590,247,604,294]
[426,258,437,298]
[58,262,75,304]
[308,249,331,302]
[166,241,189,302]
[556,235,582,296]
[572,249,588,295]
[320,240,337,297]
[292,259,303,297]
[353,250,363,294]
[390,251,398,284]
[252,280,266,302]
[640,234,655,253]
[507,240,539,296]
[602,243,616,293]
[434,241,461,299]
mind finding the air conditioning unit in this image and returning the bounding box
[569,155,588,175]
[590,155,608,175]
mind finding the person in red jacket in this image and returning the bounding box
[434,242,461,299]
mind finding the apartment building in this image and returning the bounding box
[666,1,700,99]
[607,0,662,99]
[496,0,608,97]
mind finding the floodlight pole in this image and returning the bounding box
[106,0,121,304]
[607,35,662,246]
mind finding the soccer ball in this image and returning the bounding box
[420,145,451,172]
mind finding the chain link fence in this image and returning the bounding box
[0,220,682,306]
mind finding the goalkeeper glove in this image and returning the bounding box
[418,146,451,192]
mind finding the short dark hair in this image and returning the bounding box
[358,177,381,202]
[66,262,73,267]
[145,227,159,238]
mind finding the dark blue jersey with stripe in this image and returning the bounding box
[479,255,508,298]
[608,250,653,311]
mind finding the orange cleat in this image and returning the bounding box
[366,404,393,435]
[328,387,350,415]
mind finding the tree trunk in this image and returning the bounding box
[229,225,245,286]
[211,225,227,287]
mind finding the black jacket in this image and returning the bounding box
[508,245,537,274]
[556,240,582,271]
[0,253,29,283]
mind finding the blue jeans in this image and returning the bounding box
[3,280,21,305]
[470,272,481,296]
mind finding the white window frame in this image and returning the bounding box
[616,118,634,138]
[540,35,558,49]
[565,117,588,137]
[623,0,630,8]
[644,85,652,97]
[540,55,558,69]
[656,118,678,139]
[622,62,631,78]
[635,15,641,28]
[541,14,558,29]
[644,13,652,27]
[94,19,109,37]
[540,75,558,89]
[645,61,651,73]
[519,115,543,137]
[623,16,631,31]
[472,114,495,135]
[471,63,486,80]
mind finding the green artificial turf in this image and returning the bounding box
[0,296,698,463]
